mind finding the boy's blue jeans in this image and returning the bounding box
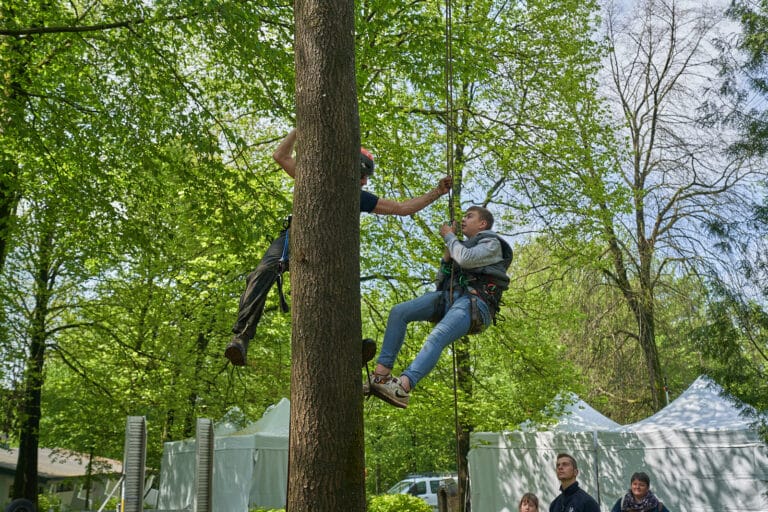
[376,290,490,388]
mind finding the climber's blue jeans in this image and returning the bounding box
[376,290,490,388]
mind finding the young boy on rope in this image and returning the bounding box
[365,206,512,408]
[225,129,453,366]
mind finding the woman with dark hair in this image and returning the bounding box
[611,472,670,512]
[519,492,539,512]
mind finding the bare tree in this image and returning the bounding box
[598,0,760,408]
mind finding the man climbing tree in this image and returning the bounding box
[225,130,450,367]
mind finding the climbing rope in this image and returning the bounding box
[444,0,455,225]
[443,1,467,511]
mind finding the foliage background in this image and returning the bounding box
[0,0,766,505]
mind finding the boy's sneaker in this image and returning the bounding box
[370,374,410,409]
[225,337,248,366]
[361,371,385,397]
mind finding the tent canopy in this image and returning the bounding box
[468,376,768,512]
[531,393,621,433]
[158,398,290,512]
[621,375,759,432]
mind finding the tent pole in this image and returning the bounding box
[591,430,601,507]
[194,418,214,512]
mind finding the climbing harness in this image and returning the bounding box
[436,233,513,326]
[275,215,291,313]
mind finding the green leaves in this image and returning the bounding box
[1,0,758,499]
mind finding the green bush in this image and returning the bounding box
[103,496,120,510]
[248,495,432,512]
[37,493,62,512]
[368,493,432,512]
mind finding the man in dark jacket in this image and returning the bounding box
[549,453,600,512]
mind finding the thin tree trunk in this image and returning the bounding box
[12,229,55,506]
[0,3,25,273]
[0,162,19,272]
[456,338,472,511]
[635,294,663,409]
[606,233,665,410]
[182,331,209,438]
[453,92,473,510]
[85,447,94,509]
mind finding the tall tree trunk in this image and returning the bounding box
[12,228,55,506]
[13,330,44,505]
[85,447,94,510]
[0,160,19,272]
[453,94,473,510]
[289,0,364,510]
[635,282,663,409]
[0,3,25,273]
[606,234,664,410]
[456,338,472,511]
[182,331,209,438]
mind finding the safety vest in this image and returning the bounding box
[437,232,513,320]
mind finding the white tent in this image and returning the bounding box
[524,393,622,433]
[469,393,620,512]
[158,398,289,512]
[468,377,768,512]
[597,376,768,511]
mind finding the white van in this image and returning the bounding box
[386,473,458,511]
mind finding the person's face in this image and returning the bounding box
[555,457,577,483]
[519,499,538,512]
[630,479,649,500]
[461,210,487,238]
[360,175,369,187]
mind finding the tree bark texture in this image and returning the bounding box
[12,229,55,507]
[456,338,472,512]
[289,0,365,510]
[607,235,664,410]
[0,4,25,273]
